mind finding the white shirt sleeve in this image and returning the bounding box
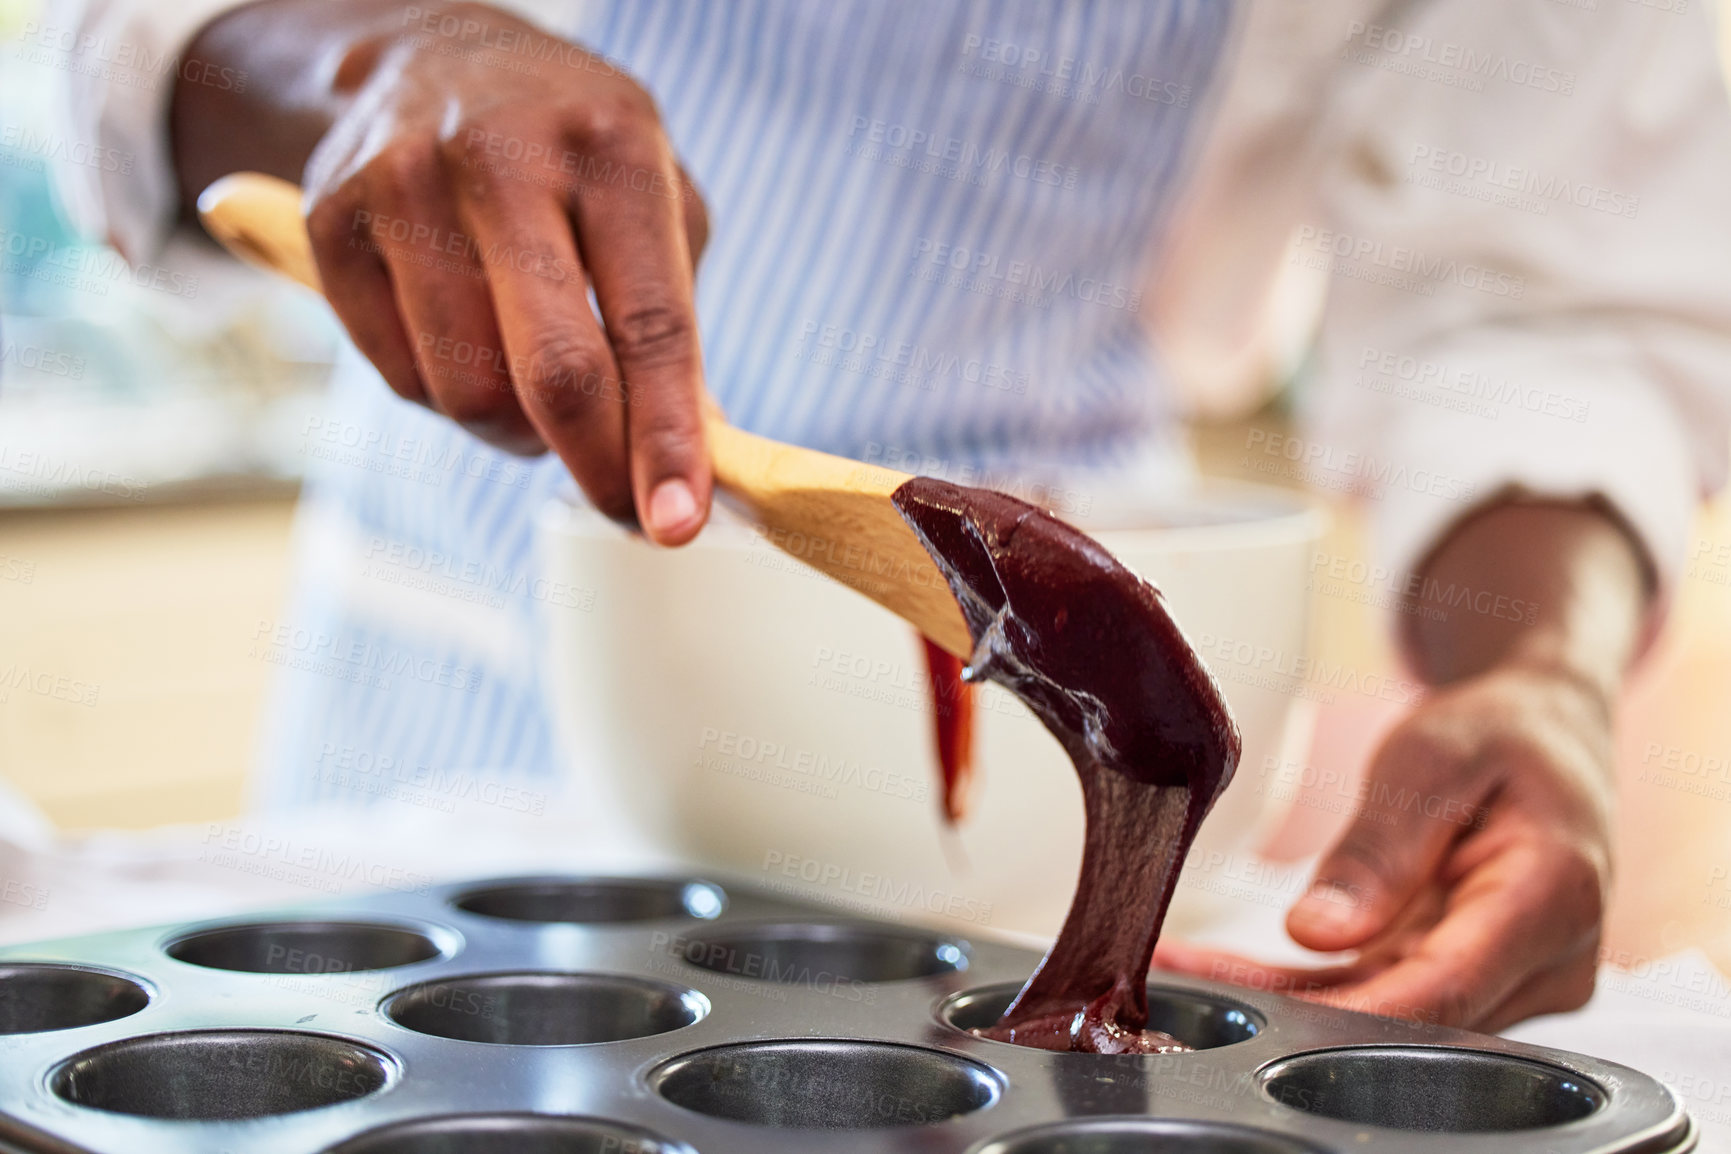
[1301,0,1731,618]
[45,0,260,261]
[45,0,589,262]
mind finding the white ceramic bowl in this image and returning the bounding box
[536,481,1325,942]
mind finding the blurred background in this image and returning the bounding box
[3,0,1731,1025]
[1,0,342,826]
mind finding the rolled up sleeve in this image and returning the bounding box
[45,0,257,261]
[45,0,588,262]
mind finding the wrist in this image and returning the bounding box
[172,0,448,214]
[1404,499,1648,692]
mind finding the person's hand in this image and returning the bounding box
[1156,661,1615,1032]
[309,3,712,541]
[177,0,712,543]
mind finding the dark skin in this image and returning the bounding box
[174,0,712,542]
[173,2,1652,1031]
[1158,501,1647,1030]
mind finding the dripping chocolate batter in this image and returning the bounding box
[919,637,976,823]
[893,477,1241,1055]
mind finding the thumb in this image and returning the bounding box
[1287,744,1480,952]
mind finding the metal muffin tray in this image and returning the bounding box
[0,874,1693,1153]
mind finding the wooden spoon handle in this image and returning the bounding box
[196,174,321,292]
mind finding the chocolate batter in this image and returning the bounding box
[919,637,976,823]
[893,477,1241,1055]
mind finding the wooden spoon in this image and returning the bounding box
[197,173,972,657]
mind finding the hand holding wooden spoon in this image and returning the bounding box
[198,172,972,657]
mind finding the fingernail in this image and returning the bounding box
[1298,883,1361,930]
[648,478,698,538]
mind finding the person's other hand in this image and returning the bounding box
[1156,661,1614,1032]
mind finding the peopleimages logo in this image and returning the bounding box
[647,927,879,1004]
[16,21,247,93]
[250,619,482,694]
[1242,429,1478,503]
[1356,346,1589,423]
[695,727,929,803]
[911,237,1142,314]
[1342,20,1576,96]
[0,339,86,380]
[1308,548,1540,626]
[794,319,1030,395]
[1194,631,1427,706]
[0,124,132,174]
[846,116,1079,189]
[760,850,993,925]
[0,228,199,299]
[1407,145,1638,220]
[1291,226,1525,299]
[957,33,1192,107]
[200,824,434,894]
